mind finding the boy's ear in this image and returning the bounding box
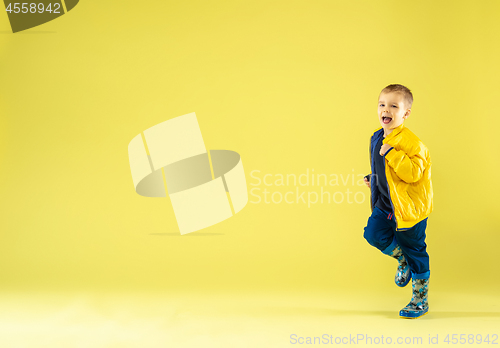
[404,109,411,119]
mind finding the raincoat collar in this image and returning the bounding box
[383,123,405,143]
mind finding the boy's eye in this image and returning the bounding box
[392,105,397,108]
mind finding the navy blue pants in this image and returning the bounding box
[363,206,430,279]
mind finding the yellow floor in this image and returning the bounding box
[1,290,498,347]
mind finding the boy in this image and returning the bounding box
[363,84,433,319]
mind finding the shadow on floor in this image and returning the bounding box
[424,311,500,319]
[0,31,57,34]
[262,307,395,319]
[149,233,225,236]
[261,307,500,320]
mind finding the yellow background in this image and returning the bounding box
[1,1,499,346]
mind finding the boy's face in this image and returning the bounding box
[378,92,411,133]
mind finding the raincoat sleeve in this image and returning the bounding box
[384,145,429,184]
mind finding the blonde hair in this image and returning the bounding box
[380,84,413,109]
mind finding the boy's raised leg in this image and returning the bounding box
[386,245,411,287]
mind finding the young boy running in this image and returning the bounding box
[363,84,433,319]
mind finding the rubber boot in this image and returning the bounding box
[388,245,411,287]
[399,278,429,319]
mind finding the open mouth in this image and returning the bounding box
[382,116,392,124]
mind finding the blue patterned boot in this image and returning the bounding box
[388,245,411,287]
[400,278,429,319]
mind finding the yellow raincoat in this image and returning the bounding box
[370,124,433,231]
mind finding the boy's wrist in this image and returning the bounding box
[383,146,394,157]
[384,147,398,161]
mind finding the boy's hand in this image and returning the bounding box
[380,144,392,156]
[363,177,371,188]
